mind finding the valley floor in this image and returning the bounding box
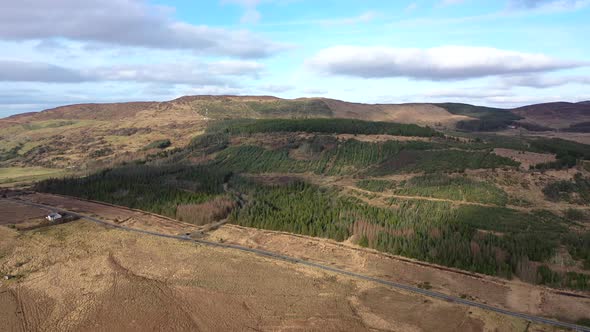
[0,193,587,331]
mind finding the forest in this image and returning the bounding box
[191,119,590,173]
[228,178,587,289]
[436,103,522,131]
[530,138,590,169]
[206,118,442,137]
[36,165,589,290]
[211,138,518,176]
[32,117,590,292]
[35,164,231,218]
[356,175,509,206]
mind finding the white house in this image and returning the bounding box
[46,212,62,221]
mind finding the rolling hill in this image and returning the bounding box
[1,95,590,170]
[29,114,590,294]
[2,95,590,327]
[513,102,590,130]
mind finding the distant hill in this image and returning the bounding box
[434,103,521,131]
[2,95,590,168]
[512,102,590,130]
[3,96,472,127]
[5,102,158,122]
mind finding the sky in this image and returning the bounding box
[0,0,589,117]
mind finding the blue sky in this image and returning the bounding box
[1,0,589,117]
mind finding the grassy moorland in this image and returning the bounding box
[358,175,508,205]
[184,97,333,119]
[0,167,66,185]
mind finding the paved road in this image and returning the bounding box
[11,199,590,332]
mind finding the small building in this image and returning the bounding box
[46,212,62,221]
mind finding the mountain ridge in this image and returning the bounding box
[5,95,590,123]
[2,95,590,169]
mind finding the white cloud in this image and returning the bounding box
[440,0,466,6]
[302,88,327,95]
[422,89,513,99]
[222,0,262,6]
[319,11,378,25]
[405,88,567,108]
[0,0,285,58]
[259,84,295,93]
[405,2,419,11]
[258,10,378,27]
[498,74,590,88]
[0,60,92,82]
[183,85,246,96]
[0,59,265,85]
[508,0,590,10]
[307,46,586,80]
[482,95,566,106]
[206,60,265,77]
[96,61,264,84]
[240,9,262,24]
[222,0,263,24]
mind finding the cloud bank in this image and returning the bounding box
[0,61,90,82]
[307,46,585,80]
[0,0,284,58]
[0,60,264,85]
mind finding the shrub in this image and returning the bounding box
[564,208,587,221]
[543,174,590,204]
[144,139,171,150]
[358,235,369,247]
[394,174,508,205]
[89,147,113,158]
[356,179,396,192]
[176,195,237,225]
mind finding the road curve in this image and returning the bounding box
[10,199,590,332]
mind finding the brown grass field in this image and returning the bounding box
[2,96,590,331]
[0,194,586,331]
[1,220,550,332]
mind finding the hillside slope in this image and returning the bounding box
[33,116,590,295]
[318,99,472,126]
[2,95,590,169]
[513,102,590,129]
[0,96,472,168]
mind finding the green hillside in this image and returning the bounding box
[34,117,590,291]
